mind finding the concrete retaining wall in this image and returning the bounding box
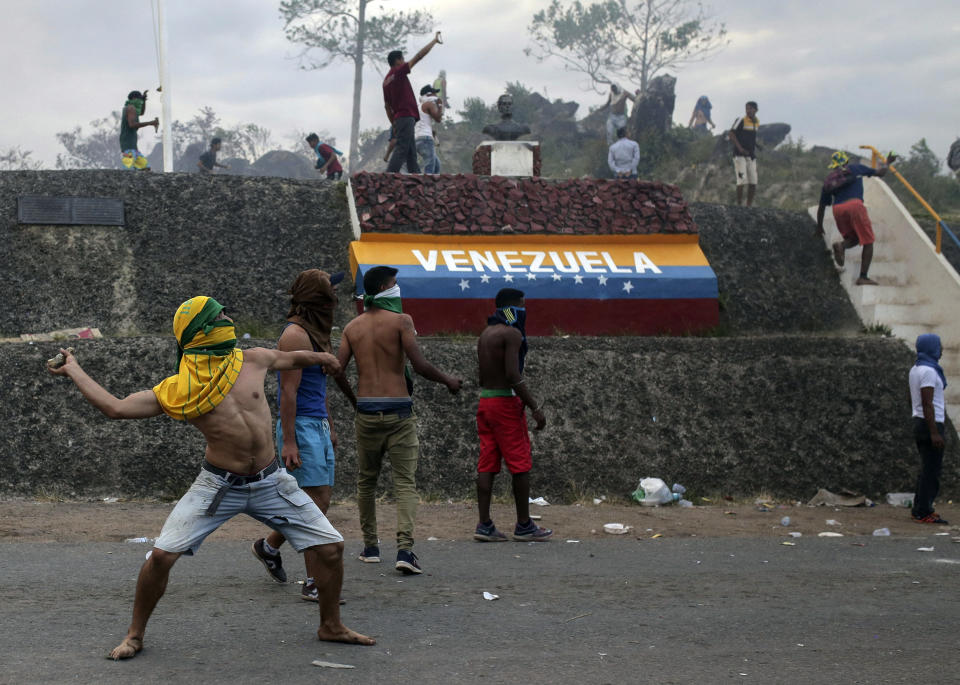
[0,171,355,337]
[4,335,956,501]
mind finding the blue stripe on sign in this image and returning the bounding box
[355,264,718,300]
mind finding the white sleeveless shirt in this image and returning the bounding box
[414,96,438,139]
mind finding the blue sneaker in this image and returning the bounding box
[395,549,423,575]
[359,545,381,563]
[474,521,508,542]
[512,519,553,542]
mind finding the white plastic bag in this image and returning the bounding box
[633,477,673,506]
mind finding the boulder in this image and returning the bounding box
[250,150,315,180]
[712,122,793,158]
[629,74,677,138]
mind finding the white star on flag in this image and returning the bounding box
[622,281,634,294]
[458,279,470,291]
[526,273,537,280]
[551,273,562,281]
[504,274,514,282]
[480,274,491,283]
[573,274,584,284]
[598,275,608,286]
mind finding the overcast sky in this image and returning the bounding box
[2,0,958,169]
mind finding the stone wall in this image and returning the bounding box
[0,171,354,337]
[352,172,696,235]
[3,335,955,501]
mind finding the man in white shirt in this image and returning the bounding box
[908,333,949,524]
[415,85,443,174]
[608,127,640,179]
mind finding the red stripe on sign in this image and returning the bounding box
[353,298,719,336]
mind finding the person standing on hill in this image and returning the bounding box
[197,137,229,173]
[473,288,552,543]
[908,334,950,525]
[815,150,895,286]
[608,126,640,179]
[306,133,343,180]
[119,90,158,170]
[688,95,715,133]
[383,32,442,174]
[414,85,443,174]
[728,101,761,206]
[605,84,637,145]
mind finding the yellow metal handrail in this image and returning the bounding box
[860,144,945,253]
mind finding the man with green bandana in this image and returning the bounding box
[336,266,463,575]
[49,296,374,660]
[119,90,158,170]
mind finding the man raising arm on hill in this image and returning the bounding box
[49,296,373,660]
[336,266,462,575]
[383,32,442,174]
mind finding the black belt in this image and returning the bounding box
[357,406,413,419]
[202,459,280,516]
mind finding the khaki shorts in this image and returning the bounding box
[154,468,342,555]
[733,156,758,186]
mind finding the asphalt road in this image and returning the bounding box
[1,536,958,684]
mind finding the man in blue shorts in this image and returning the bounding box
[48,295,373,660]
[251,269,351,601]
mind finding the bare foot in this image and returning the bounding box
[107,636,143,660]
[317,625,376,645]
[832,241,845,267]
[856,277,878,285]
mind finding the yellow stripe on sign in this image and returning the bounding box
[349,236,709,277]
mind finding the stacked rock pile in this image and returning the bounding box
[351,172,697,235]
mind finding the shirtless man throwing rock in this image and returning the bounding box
[336,266,462,575]
[49,296,374,660]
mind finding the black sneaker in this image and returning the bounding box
[512,519,553,542]
[913,512,950,525]
[395,549,423,575]
[474,521,508,542]
[251,538,287,583]
[358,545,381,563]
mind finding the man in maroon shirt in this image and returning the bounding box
[383,31,442,174]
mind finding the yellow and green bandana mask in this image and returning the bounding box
[152,296,244,421]
[828,150,849,169]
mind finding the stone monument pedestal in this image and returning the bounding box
[472,141,541,177]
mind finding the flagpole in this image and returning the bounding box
[157,0,173,172]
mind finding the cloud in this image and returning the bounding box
[2,0,958,171]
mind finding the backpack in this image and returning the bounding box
[948,138,960,172]
[822,167,855,194]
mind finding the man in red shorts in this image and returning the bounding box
[473,288,552,542]
[816,150,895,285]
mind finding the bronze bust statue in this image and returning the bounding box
[482,94,531,141]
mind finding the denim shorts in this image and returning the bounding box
[154,468,343,555]
[277,417,335,488]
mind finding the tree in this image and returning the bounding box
[526,0,728,94]
[0,146,44,170]
[55,113,125,169]
[279,0,435,169]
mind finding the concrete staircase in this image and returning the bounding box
[810,177,960,410]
